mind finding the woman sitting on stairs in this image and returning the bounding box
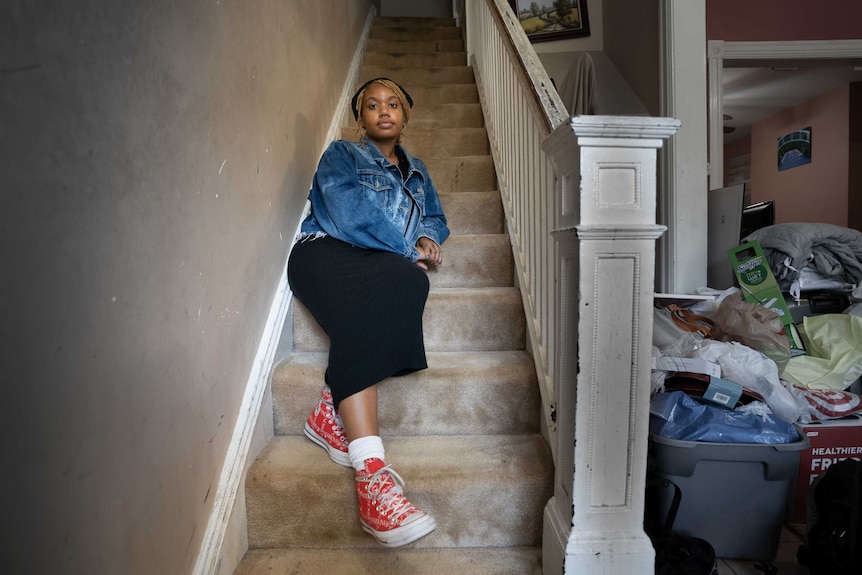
[287,77,450,548]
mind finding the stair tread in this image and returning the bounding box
[253,434,552,476]
[273,350,539,437]
[235,547,542,575]
[246,435,553,549]
[280,349,534,368]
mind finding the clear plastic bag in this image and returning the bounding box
[692,340,804,423]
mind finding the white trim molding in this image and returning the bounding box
[192,261,290,575]
[707,39,862,190]
[658,0,708,294]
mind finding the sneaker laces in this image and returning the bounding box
[313,399,344,430]
[365,464,417,524]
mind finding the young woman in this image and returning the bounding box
[287,78,449,548]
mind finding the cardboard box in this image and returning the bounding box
[788,414,862,523]
[702,376,743,409]
[727,241,805,355]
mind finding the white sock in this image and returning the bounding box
[348,435,385,471]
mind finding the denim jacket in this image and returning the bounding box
[298,138,449,261]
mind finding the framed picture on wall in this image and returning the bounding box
[777,127,812,171]
[508,0,590,43]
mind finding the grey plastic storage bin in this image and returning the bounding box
[648,432,809,561]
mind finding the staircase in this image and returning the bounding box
[234,17,553,575]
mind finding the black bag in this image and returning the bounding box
[646,477,719,575]
[798,458,862,574]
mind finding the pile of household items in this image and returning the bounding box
[648,223,862,573]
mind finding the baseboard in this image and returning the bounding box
[192,262,291,575]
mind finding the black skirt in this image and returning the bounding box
[287,235,430,409]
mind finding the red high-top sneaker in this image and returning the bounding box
[303,387,350,467]
[355,458,436,547]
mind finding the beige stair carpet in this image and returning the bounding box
[235,16,552,575]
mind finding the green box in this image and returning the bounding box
[728,241,805,354]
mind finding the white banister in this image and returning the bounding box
[465,0,568,454]
[462,2,679,573]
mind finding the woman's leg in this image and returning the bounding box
[340,384,436,548]
[338,385,379,441]
[339,385,386,470]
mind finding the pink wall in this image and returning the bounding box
[707,0,862,41]
[750,86,849,226]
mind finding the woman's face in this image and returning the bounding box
[359,83,405,145]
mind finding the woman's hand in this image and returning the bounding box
[415,237,443,270]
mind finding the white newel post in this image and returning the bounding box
[542,116,680,574]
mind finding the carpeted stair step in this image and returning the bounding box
[428,234,514,288]
[410,103,484,129]
[364,52,466,68]
[366,37,465,54]
[372,16,456,28]
[272,351,539,436]
[370,23,463,42]
[426,156,496,193]
[361,65,475,86]
[404,84,479,104]
[439,192,503,234]
[407,128,489,158]
[340,127,489,157]
[245,434,553,549]
[293,287,526,353]
[234,547,541,575]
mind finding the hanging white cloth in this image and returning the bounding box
[558,52,596,115]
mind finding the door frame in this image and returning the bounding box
[707,39,862,190]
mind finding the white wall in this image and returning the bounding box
[1,1,371,573]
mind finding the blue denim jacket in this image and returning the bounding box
[299,138,449,261]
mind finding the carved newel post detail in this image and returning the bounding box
[542,116,680,574]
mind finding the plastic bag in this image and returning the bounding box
[692,340,804,423]
[786,383,862,423]
[653,305,709,357]
[651,346,668,395]
[650,391,800,444]
[782,314,862,391]
[714,292,791,374]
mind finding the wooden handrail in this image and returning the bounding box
[483,0,569,134]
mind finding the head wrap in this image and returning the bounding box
[351,77,413,121]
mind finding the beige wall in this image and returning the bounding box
[750,86,849,226]
[2,1,371,573]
